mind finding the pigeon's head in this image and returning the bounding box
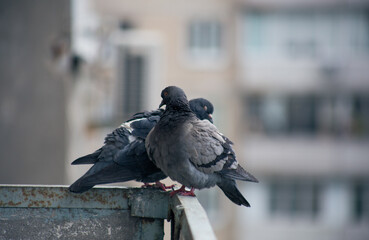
[189,98,214,123]
[159,86,188,108]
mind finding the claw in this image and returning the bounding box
[170,185,196,197]
[142,181,175,191]
[154,181,175,191]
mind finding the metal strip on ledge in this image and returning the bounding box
[0,185,216,240]
[170,195,217,240]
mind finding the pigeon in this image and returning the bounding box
[69,98,214,193]
[146,86,258,207]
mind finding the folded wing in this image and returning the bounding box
[185,120,258,183]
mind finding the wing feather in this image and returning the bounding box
[184,120,234,174]
[184,119,258,183]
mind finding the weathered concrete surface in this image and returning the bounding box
[0,185,216,240]
[0,208,138,240]
[0,186,168,240]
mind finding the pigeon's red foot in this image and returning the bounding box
[154,181,175,191]
[142,181,175,191]
[170,186,196,197]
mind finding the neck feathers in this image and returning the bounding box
[168,97,191,111]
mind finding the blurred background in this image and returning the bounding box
[1,0,369,239]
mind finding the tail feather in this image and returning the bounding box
[71,150,101,165]
[222,165,258,183]
[69,181,94,193]
[217,179,250,207]
[69,163,139,193]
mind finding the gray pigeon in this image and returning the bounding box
[146,86,258,207]
[69,98,214,193]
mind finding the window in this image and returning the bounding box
[245,95,263,132]
[287,95,317,134]
[353,180,369,222]
[246,95,288,134]
[244,94,369,137]
[120,50,146,119]
[187,20,222,59]
[243,10,369,58]
[245,94,317,135]
[269,179,321,218]
[243,11,265,54]
[352,94,369,137]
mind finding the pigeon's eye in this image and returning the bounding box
[204,106,208,111]
[163,91,168,97]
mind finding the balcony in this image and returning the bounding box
[0,185,216,240]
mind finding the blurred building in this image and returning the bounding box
[68,0,369,239]
[236,1,369,240]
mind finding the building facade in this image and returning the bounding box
[69,0,369,239]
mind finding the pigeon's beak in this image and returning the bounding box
[208,114,213,123]
[159,100,165,108]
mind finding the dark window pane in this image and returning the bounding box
[353,180,369,222]
[352,95,369,136]
[288,95,317,134]
[122,51,145,118]
[269,179,321,218]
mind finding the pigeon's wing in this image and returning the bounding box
[71,126,130,166]
[69,161,139,193]
[97,127,132,163]
[92,109,161,165]
[128,109,163,122]
[130,115,161,138]
[70,109,168,193]
[113,138,157,170]
[70,156,164,193]
[185,119,258,182]
[71,149,101,165]
[105,128,166,183]
[70,128,166,193]
[121,109,163,138]
[112,139,167,183]
[73,125,142,167]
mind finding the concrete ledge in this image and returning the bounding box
[0,185,216,240]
